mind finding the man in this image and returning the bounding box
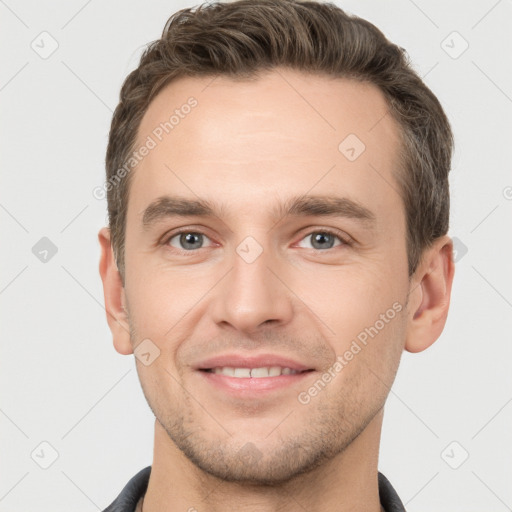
[98,0,455,510]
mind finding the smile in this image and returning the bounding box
[204,366,305,378]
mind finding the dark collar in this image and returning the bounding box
[102,466,406,511]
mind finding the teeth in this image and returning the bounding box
[210,366,299,378]
[269,366,282,377]
[250,367,270,378]
[233,368,251,378]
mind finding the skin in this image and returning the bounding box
[99,68,454,512]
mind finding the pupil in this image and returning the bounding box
[312,233,333,249]
[181,233,202,249]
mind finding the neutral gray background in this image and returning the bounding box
[1,0,511,510]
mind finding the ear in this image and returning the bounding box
[404,235,455,353]
[98,227,133,355]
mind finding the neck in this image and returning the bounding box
[141,410,385,512]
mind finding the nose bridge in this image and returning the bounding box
[213,234,293,333]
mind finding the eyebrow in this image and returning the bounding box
[141,194,376,229]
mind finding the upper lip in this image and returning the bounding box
[195,353,314,372]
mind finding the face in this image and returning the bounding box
[122,69,411,484]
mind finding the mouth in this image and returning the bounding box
[201,366,313,378]
[194,353,316,395]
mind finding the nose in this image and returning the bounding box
[211,241,294,334]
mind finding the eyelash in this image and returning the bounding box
[161,228,352,255]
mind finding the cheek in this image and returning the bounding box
[125,258,208,337]
[314,266,406,336]
[324,304,406,417]
[312,266,407,390]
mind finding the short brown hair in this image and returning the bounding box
[106,0,454,282]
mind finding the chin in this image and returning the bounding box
[163,418,357,486]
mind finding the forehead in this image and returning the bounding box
[129,69,403,224]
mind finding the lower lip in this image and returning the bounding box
[197,370,313,396]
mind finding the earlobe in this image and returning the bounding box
[405,236,455,353]
[98,227,133,355]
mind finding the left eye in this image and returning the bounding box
[297,231,345,250]
[167,232,213,251]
